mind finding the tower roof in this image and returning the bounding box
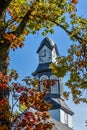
[32,62,51,76]
[37,37,59,55]
[45,95,74,115]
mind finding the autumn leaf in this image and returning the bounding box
[71,0,78,4]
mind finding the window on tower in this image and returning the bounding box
[40,75,48,92]
[50,75,59,94]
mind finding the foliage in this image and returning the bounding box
[0,125,9,130]
[0,71,55,129]
[0,99,10,121]
[0,0,78,50]
[50,43,87,103]
[0,0,87,129]
[0,72,8,90]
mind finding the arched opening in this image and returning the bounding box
[50,75,59,94]
[40,75,48,92]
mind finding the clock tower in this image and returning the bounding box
[32,37,74,129]
[32,37,61,96]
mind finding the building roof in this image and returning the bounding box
[52,98,74,115]
[37,37,54,53]
[37,37,59,55]
[45,96,74,115]
[32,62,51,76]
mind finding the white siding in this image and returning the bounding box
[60,109,73,128]
[60,109,65,124]
[52,47,58,63]
[68,114,73,128]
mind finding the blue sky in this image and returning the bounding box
[9,1,87,130]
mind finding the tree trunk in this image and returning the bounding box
[0,42,10,126]
[0,42,10,74]
[0,42,10,99]
[0,0,12,17]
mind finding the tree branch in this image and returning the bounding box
[0,0,12,18]
[6,19,16,28]
[52,20,82,43]
[33,12,83,44]
[14,3,36,37]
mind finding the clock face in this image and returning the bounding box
[41,49,46,57]
[39,47,52,63]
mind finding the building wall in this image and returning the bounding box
[60,109,65,124]
[60,109,72,128]
[52,47,58,62]
[49,109,60,121]
[68,114,72,128]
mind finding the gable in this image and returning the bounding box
[37,37,54,53]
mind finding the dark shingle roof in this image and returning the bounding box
[52,98,74,115]
[37,37,59,55]
[32,62,51,76]
[37,37,54,53]
[45,96,74,115]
